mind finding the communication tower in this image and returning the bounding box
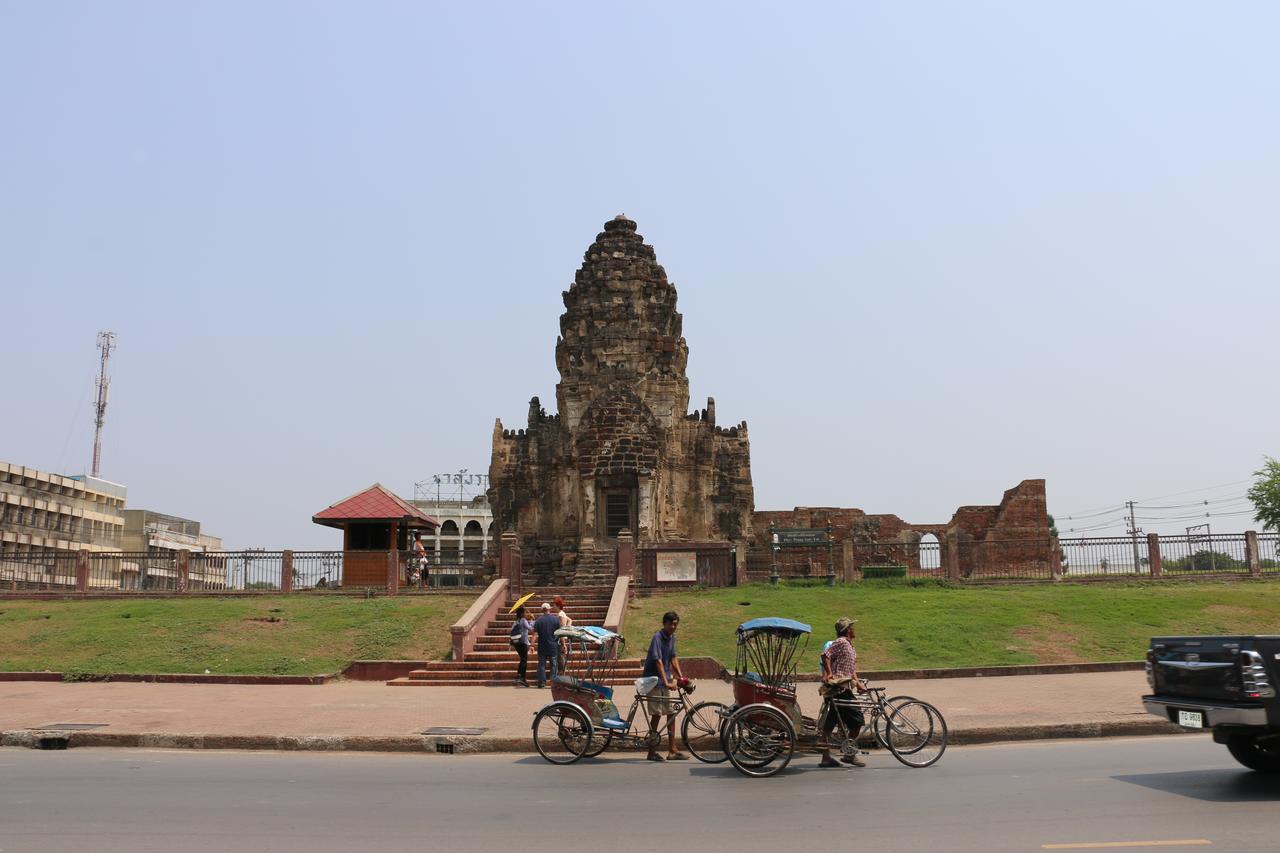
[91,331,116,477]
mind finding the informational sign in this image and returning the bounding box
[776,528,829,547]
[656,551,697,583]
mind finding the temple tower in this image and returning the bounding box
[489,215,754,583]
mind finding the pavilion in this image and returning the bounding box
[312,483,439,586]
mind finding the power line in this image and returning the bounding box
[1133,479,1253,503]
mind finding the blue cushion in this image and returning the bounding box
[581,681,613,699]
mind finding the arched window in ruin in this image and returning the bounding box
[918,533,941,571]
[440,520,459,537]
[464,520,483,537]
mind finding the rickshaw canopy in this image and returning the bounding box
[737,617,812,640]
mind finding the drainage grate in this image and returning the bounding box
[435,742,454,754]
[422,727,487,736]
[31,723,108,731]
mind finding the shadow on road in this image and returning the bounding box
[1114,768,1280,803]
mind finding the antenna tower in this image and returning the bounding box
[91,331,117,477]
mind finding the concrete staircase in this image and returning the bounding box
[571,547,618,587]
[387,586,642,687]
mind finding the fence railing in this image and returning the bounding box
[1260,533,1280,573]
[1059,536,1151,577]
[400,550,484,589]
[0,548,488,594]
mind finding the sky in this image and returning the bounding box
[1,1,1276,549]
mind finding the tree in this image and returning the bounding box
[1248,456,1280,535]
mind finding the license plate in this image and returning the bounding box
[1177,709,1204,728]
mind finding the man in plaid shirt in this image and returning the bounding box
[819,617,866,768]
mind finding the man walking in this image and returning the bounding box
[643,611,688,761]
[819,616,866,768]
[533,602,561,688]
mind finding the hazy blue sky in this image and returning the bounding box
[2,2,1276,548]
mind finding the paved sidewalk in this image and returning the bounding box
[0,670,1185,753]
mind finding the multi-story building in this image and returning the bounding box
[121,509,225,588]
[0,460,126,557]
[409,495,495,563]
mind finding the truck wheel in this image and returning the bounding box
[1226,733,1280,773]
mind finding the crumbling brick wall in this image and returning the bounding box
[750,479,1049,578]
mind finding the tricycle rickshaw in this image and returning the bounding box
[531,625,715,763]
[697,617,948,777]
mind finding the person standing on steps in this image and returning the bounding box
[533,602,561,688]
[554,595,572,628]
[509,605,534,687]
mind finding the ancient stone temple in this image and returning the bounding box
[488,215,754,584]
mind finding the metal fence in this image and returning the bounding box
[1259,533,1280,573]
[0,552,78,590]
[1160,533,1251,575]
[292,551,343,590]
[1059,536,1151,577]
[401,551,484,588]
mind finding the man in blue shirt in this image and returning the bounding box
[642,611,687,761]
[533,603,562,688]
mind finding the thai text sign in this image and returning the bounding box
[776,528,829,546]
[656,551,697,583]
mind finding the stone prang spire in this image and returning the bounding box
[489,214,754,585]
[554,215,690,431]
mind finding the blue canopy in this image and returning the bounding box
[737,617,812,636]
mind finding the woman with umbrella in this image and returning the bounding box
[508,592,536,687]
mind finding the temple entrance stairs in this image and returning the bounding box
[387,586,643,686]
[570,547,618,587]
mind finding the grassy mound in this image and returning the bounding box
[623,580,1280,672]
[0,595,468,676]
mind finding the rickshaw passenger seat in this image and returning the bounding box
[552,674,580,688]
[581,681,613,699]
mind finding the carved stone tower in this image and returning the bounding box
[488,215,754,583]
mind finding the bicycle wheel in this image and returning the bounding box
[682,701,729,763]
[885,701,947,768]
[533,704,593,765]
[582,730,613,758]
[724,704,795,778]
[872,695,919,749]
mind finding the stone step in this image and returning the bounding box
[387,677,639,687]
[407,665,645,678]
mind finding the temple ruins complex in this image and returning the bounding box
[488,215,1049,587]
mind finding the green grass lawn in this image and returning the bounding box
[623,580,1280,672]
[0,595,469,676]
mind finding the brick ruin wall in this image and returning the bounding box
[749,479,1050,578]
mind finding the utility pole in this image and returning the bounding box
[1125,500,1144,573]
[91,331,116,478]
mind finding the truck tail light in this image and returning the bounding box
[1241,650,1275,699]
[1145,649,1155,689]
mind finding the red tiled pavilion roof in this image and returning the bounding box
[312,483,439,529]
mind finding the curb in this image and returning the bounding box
[0,660,1146,686]
[0,672,333,685]
[2,719,1190,755]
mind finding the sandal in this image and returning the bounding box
[646,752,666,762]
[819,758,841,768]
[666,752,689,761]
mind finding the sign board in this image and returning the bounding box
[656,551,697,583]
[776,528,829,547]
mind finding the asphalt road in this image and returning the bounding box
[2,736,1279,853]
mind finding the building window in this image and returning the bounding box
[605,494,630,538]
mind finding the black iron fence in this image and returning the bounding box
[1261,533,1280,573]
[399,550,484,588]
[0,548,486,594]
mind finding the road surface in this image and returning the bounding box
[2,736,1278,852]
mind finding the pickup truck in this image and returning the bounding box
[1143,635,1280,772]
